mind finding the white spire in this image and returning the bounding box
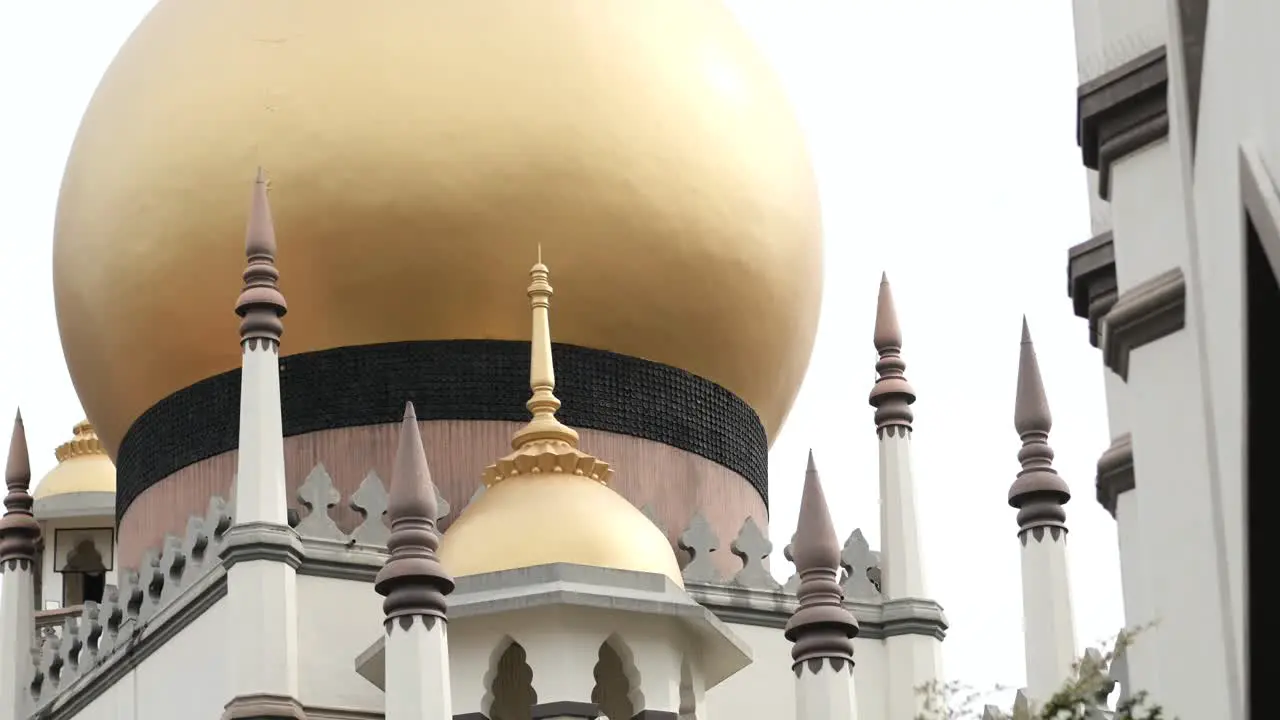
[868,275,944,719]
[1,410,39,720]
[1010,318,1078,706]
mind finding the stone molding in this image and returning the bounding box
[219,521,305,570]
[27,469,947,716]
[530,701,599,719]
[1096,433,1136,518]
[1078,46,1169,199]
[1067,231,1118,348]
[221,693,309,720]
[1100,267,1187,380]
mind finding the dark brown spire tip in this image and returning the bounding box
[784,453,857,664]
[1,409,40,564]
[1014,318,1051,436]
[245,168,277,259]
[5,410,29,488]
[236,169,287,343]
[374,400,454,622]
[873,275,903,351]
[1009,319,1070,530]
[869,276,915,427]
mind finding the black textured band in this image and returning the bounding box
[116,340,768,521]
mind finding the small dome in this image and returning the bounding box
[438,470,683,588]
[33,420,116,501]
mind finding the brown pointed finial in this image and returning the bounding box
[0,410,41,568]
[375,402,455,627]
[1008,318,1071,537]
[784,451,858,670]
[868,273,916,434]
[235,168,288,347]
[509,253,580,450]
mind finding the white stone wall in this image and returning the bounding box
[297,573,386,713]
[62,596,230,720]
[705,623,886,720]
[1170,0,1279,712]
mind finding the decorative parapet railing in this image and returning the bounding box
[22,462,942,718]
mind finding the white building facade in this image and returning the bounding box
[1067,1,1255,718]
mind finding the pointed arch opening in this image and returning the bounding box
[591,636,639,719]
[485,639,537,720]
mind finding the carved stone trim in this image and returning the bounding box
[383,614,442,634]
[1096,433,1136,518]
[303,707,383,720]
[1067,231,1118,348]
[880,598,948,641]
[686,581,946,640]
[1077,47,1169,200]
[530,700,599,719]
[0,557,32,572]
[1100,267,1187,381]
[219,522,306,570]
[791,656,854,677]
[222,692,308,720]
[1018,526,1066,546]
[31,567,227,719]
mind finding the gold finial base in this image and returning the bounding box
[483,439,612,489]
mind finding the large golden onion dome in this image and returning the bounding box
[53,0,823,458]
[33,421,116,502]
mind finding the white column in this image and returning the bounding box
[220,170,306,720]
[796,666,858,720]
[869,275,945,720]
[1,413,39,720]
[383,618,452,720]
[878,429,925,601]
[0,560,35,720]
[233,343,289,524]
[1018,527,1078,703]
[517,617,606,719]
[1009,320,1078,707]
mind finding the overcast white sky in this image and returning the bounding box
[0,0,1120,702]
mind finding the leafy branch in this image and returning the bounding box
[916,626,1171,720]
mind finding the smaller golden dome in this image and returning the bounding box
[33,421,117,501]
[437,257,682,586]
[438,471,683,587]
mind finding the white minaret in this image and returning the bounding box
[374,402,455,720]
[219,169,306,720]
[785,452,859,720]
[0,411,40,720]
[867,274,944,718]
[1008,319,1077,706]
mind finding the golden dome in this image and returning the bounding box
[33,421,117,501]
[53,0,823,457]
[438,472,683,587]
[439,259,683,586]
